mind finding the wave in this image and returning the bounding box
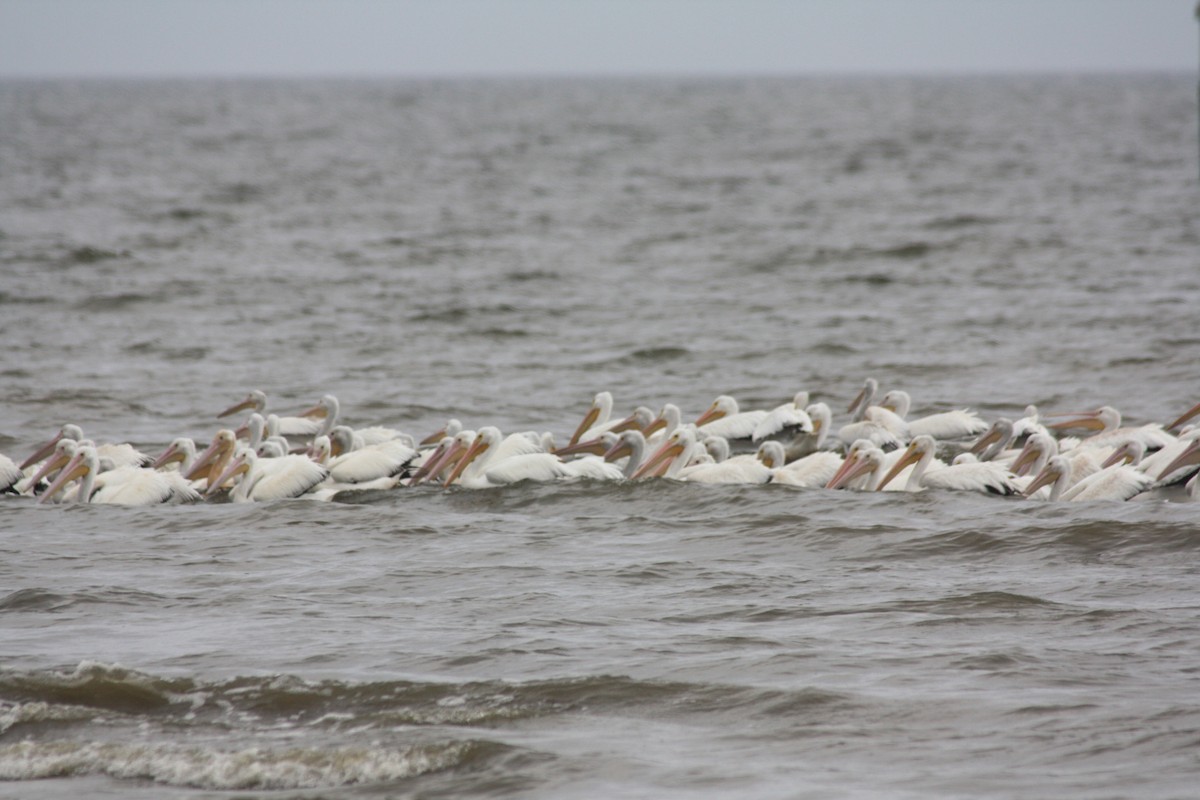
[0,739,478,790]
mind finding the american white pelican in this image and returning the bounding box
[1156,437,1200,484]
[1010,405,1048,442]
[419,419,463,447]
[1043,406,1175,452]
[768,441,843,488]
[677,439,775,485]
[567,391,613,446]
[206,448,329,502]
[442,426,572,488]
[876,435,1019,495]
[1137,427,1200,484]
[600,430,649,479]
[151,438,199,475]
[1024,455,1153,502]
[777,402,832,461]
[968,418,1016,462]
[878,390,988,441]
[642,403,683,447]
[1,453,20,493]
[838,406,907,450]
[218,390,324,439]
[21,424,151,471]
[1167,400,1200,432]
[407,432,474,486]
[314,432,416,484]
[694,395,769,443]
[825,445,889,491]
[752,392,813,443]
[184,429,240,488]
[631,428,703,480]
[40,446,201,505]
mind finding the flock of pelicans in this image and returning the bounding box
[2,380,1200,506]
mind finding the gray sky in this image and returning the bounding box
[0,0,1195,77]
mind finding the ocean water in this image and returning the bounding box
[0,74,1198,798]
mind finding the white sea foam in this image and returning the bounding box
[0,740,469,789]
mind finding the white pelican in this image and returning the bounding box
[314,432,416,484]
[442,427,572,488]
[406,434,467,486]
[631,428,703,480]
[40,446,201,505]
[1156,437,1200,484]
[1043,406,1175,452]
[694,395,769,443]
[1140,427,1200,484]
[601,430,649,479]
[677,439,774,485]
[751,392,813,443]
[151,438,199,475]
[876,435,1019,495]
[419,419,463,447]
[21,424,151,471]
[825,445,889,491]
[768,440,843,488]
[1024,455,1153,502]
[879,390,988,441]
[778,402,832,461]
[218,390,323,439]
[838,406,907,450]
[968,418,1016,462]
[641,403,684,447]
[1167,400,1200,432]
[206,448,329,502]
[1,453,20,493]
[1010,405,1048,441]
[183,429,240,489]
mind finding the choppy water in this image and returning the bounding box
[1,75,1198,798]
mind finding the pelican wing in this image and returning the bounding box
[1,454,20,492]
[752,405,813,442]
[907,410,988,441]
[1062,466,1154,502]
[700,411,769,441]
[771,451,843,488]
[91,467,176,505]
[562,457,624,481]
[922,462,1020,496]
[484,453,572,485]
[329,449,410,484]
[247,456,330,500]
[679,460,772,485]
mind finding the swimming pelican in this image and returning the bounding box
[40,446,201,505]
[1,453,20,493]
[968,418,1016,462]
[768,440,843,488]
[601,430,650,479]
[1024,455,1153,502]
[838,406,907,450]
[878,390,988,441]
[631,428,703,480]
[1167,400,1200,432]
[442,426,572,488]
[751,392,813,443]
[825,445,889,491]
[694,395,769,443]
[315,432,416,484]
[21,424,151,471]
[206,448,329,502]
[876,435,1019,495]
[677,439,775,484]
[419,418,463,447]
[218,390,324,438]
[1043,406,1175,452]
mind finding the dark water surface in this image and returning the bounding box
[1,75,1198,798]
